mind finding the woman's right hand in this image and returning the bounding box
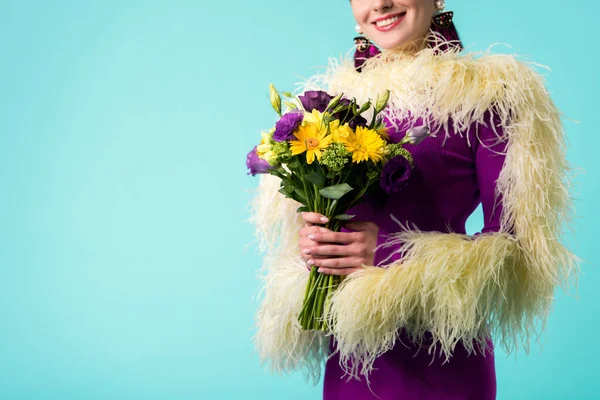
[299,212,380,275]
[299,213,331,267]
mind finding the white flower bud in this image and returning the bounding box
[327,93,343,112]
[405,125,431,145]
[375,90,390,113]
[269,84,282,115]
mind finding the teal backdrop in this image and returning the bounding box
[0,0,596,399]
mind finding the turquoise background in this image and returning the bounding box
[0,0,595,399]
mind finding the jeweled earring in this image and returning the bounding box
[352,24,381,73]
[429,1,463,53]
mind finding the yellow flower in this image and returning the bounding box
[302,109,327,127]
[375,124,390,140]
[256,131,271,157]
[290,121,332,164]
[329,120,354,143]
[344,126,386,163]
[257,131,277,164]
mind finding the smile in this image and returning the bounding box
[373,12,406,31]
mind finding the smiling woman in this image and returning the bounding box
[352,0,437,51]
[250,0,579,399]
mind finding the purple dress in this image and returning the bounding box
[323,116,507,399]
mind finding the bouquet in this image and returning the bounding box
[246,85,430,331]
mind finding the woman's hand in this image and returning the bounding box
[299,212,379,276]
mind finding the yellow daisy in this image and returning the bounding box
[290,121,332,164]
[344,126,386,163]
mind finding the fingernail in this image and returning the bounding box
[303,249,312,255]
[317,268,324,273]
[307,259,315,266]
[308,235,316,241]
[320,216,329,223]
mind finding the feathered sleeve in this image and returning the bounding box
[324,99,579,378]
[251,174,329,384]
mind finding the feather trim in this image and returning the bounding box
[251,174,328,384]
[328,231,547,378]
[252,48,580,380]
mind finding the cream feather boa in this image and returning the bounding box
[250,47,579,381]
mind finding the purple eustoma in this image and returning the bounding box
[380,156,412,194]
[273,112,303,142]
[298,90,334,113]
[348,114,368,129]
[246,146,272,176]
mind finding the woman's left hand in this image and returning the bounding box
[304,221,379,276]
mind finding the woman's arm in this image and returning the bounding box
[323,112,578,378]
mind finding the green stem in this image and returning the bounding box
[299,267,318,328]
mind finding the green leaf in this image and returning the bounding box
[304,171,326,188]
[297,206,310,213]
[269,170,285,180]
[334,214,355,221]
[283,183,297,194]
[279,188,292,198]
[294,188,308,203]
[319,183,353,200]
[286,157,301,169]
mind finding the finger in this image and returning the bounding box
[308,231,361,245]
[308,256,364,269]
[299,246,327,261]
[300,225,330,237]
[302,212,330,226]
[299,227,331,257]
[317,267,363,276]
[309,244,361,258]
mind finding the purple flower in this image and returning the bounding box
[348,115,368,129]
[273,112,303,142]
[246,146,272,176]
[380,156,412,194]
[298,90,334,113]
[335,98,367,127]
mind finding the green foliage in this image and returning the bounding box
[319,183,353,200]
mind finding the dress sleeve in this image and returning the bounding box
[323,109,578,378]
[474,117,508,234]
[373,118,507,267]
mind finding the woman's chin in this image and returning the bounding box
[368,30,411,51]
[375,36,425,52]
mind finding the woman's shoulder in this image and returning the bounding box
[321,49,548,94]
[299,49,558,144]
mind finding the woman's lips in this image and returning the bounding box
[372,12,406,32]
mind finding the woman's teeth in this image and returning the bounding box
[375,13,406,28]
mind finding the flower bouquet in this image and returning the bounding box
[246,85,429,331]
